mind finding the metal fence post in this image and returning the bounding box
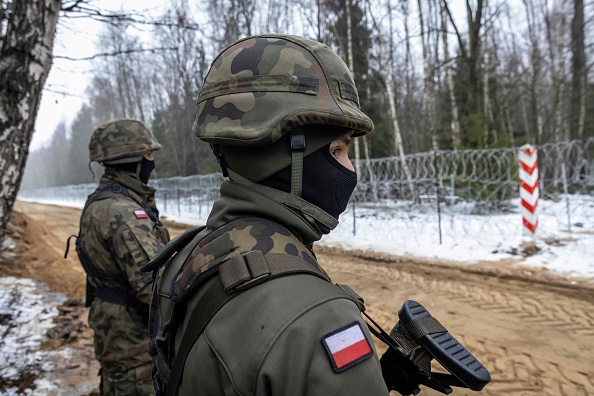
[176,187,181,216]
[561,163,572,235]
[352,200,356,236]
[436,176,443,245]
[433,151,443,245]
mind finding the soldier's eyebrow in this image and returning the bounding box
[337,135,351,146]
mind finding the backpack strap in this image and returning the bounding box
[141,226,207,274]
[218,250,330,292]
[164,277,234,396]
[163,252,358,396]
[95,183,162,225]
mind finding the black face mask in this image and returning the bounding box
[139,157,155,184]
[261,143,357,220]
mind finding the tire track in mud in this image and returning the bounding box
[316,248,594,396]
[319,248,594,336]
[429,280,594,336]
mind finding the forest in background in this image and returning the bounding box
[21,0,594,189]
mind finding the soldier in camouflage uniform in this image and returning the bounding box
[78,118,170,395]
[147,35,388,395]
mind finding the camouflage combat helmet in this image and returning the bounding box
[89,118,161,164]
[193,34,374,183]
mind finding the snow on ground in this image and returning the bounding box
[325,196,594,279]
[0,277,94,395]
[18,193,594,279]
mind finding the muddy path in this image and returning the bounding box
[3,201,594,396]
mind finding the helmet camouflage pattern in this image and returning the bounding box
[193,34,373,147]
[193,34,373,182]
[89,118,161,164]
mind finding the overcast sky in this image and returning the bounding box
[31,0,502,152]
[31,0,171,151]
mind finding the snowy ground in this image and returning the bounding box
[18,193,594,279]
[326,195,594,279]
[0,277,95,395]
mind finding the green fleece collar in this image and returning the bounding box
[99,168,156,204]
[206,175,339,246]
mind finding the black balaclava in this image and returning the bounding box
[106,157,155,185]
[138,157,155,184]
[261,142,357,220]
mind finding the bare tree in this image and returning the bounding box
[481,0,496,145]
[0,0,61,240]
[345,0,362,175]
[442,0,484,116]
[154,4,211,176]
[571,0,586,141]
[296,0,331,42]
[418,0,439,151]
[543,0,569,142]
[366,0,416,202]
[208,0,256,50]
[441,2,461,149]
[523,0,545,144]
[400,0,416,153]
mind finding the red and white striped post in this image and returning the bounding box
[519,144,539,237]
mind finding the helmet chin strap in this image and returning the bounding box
[290,126,305,197]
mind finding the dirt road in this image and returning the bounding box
[4,201,594,395]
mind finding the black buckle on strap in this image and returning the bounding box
[290,132,305,151]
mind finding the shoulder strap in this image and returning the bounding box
[218,250,330,292]
[164,251,355,396]
[141,226,207,274]
[165,278,233,396]
[89,183,161,224]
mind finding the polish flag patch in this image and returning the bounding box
[322,322,373,372]
[133,210,148,219]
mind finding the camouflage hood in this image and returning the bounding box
[100,168,158,211]
[206,177,333,247]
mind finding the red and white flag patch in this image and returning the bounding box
[322,322,373,372]
[133,210,148,219]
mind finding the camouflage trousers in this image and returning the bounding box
[100,361,154,396]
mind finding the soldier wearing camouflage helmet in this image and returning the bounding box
[75,118,170,395]
[145,35,388,395]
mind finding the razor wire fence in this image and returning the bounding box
[18,139,594,248]
[336,138,594,246]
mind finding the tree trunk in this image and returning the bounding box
[418,0,438,151]
[441,4,461,149]
[571,0,585,141]
[500,83,516,147]
[0,0,61,240]
[366,0,416,202]
[402,1,415,152]
[442,0,484,145]
[363,6,376,202]
[523,0,544,144]
[483,50,495,144]
[466,0,484,115]
[543,0,568,143]
[345,0,361,175]
[521,92,533,144]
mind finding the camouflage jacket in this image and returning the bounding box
[151,179,387,395]
[80,168,169,372]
